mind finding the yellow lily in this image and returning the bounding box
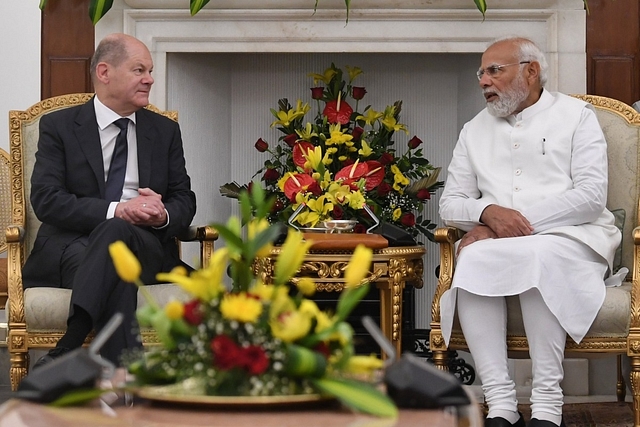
[220,292,263,323]
[109,241,141,283]
[347,190,366,210]
[390,164,410,191]
[345,65,363,83]
[157,248,228,302]
[308,67,337,85]
[381,115,409,134]
[248,217,273,257]
[296,122,318,141]
[249,280,276,301]
[344,244,373,288]
[326,123,354,146]
[358,139,373,157]
[356,109,383,127]
[304,146,324,172]
[295,277,317,296]
[274,230,313,285]
[294,99,311,116]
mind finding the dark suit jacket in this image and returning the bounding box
[23,98,197,288]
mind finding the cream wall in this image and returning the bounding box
[0,2,41,153]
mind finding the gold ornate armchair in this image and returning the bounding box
[430,95,640,425]
[6,93,218,390]
[1,148,11,308]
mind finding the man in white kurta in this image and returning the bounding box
[439,37,621,427]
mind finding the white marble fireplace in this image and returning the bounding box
[97,0,587,329]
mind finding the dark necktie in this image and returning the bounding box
[104,118,130,202]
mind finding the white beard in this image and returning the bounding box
[485,72,529,117]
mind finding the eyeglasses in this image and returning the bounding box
[476,61,531,81]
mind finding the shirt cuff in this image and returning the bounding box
[106,202,119,219]
[153,209,170,229]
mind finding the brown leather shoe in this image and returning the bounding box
[485,413,525,427]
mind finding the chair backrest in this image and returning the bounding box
[0,148,10,253]
[8,93,178,258]
[572,95,640,273]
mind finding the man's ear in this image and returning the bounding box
[94,62,110,84]
[526,61,541,84]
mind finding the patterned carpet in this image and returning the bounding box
[518,402,634,427]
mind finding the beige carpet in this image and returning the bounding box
[517,402,634,427]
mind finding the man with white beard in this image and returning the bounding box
[438,37,621,427]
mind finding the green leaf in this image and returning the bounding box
[335,282,370,322]
[310,377,398,417]
[49,388,110,407]
[473,0,487,18]
[89,0,114,25]
[39,0,47,10]
[190,0,211,16]
[210,222,245,254]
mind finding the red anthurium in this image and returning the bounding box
[335,161,368,182]
[363,161,384,191]
[323,99,353,125]
[292,141,316,170]
[283,173,317,202]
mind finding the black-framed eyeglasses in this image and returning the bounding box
[476,61,531,81]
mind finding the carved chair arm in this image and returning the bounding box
[6,225,26,325]
[629,227,640,330]
[431,227,464,324]
[177,225,219,269]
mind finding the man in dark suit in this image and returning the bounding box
[23,33,196,366]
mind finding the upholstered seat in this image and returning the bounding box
[6,94,218,390]
[430,95,640,426]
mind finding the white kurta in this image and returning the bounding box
[438,90,621,344]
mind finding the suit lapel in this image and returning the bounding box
[74,99,106,195]
[136,109,154,188]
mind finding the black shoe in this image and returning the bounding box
[528,418,566,427]
[33,347,71,370]
[485,412,526,427]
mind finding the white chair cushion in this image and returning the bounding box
[24,284,190,332]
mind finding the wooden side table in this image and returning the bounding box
[254,244,425,358]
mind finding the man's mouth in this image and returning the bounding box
[484,92,498,102]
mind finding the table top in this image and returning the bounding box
[0,399,461,427]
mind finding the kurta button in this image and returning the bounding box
[515,169,522,176]
[514,186,521,192]
[514,143,520,149]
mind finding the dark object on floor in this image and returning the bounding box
[15,313,123,403]
[528,418,565,427]
[32,347,71,370]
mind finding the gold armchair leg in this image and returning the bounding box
[630,355,640,427]
[10,351,29,391]
[618,354,627,402]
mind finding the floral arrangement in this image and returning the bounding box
[223,64,443,241]
[108,186,397,417]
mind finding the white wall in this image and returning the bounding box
[0,2,41,153]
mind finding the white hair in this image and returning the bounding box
[488,36,548,87]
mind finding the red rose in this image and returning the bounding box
[314,342,331,359]
[272,199,284,213]
[307,181,323,197]
[416,189,431,200]
[183,300,203,325]
[242,346,270,375]
[353,224,367,234]
[310,87,324,100]
[408,136,423,149]
[401,212,416,227]
[351,126,364,142]
[332,205,344,220]
[377,182,392,197]
[352,86,367,100]
[263,168,280,182]
[283,133,298,147]
[255,138,269,152]
[378,152,394,165]
[211,335,242,370]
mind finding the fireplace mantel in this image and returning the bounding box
[98,0,586,109]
